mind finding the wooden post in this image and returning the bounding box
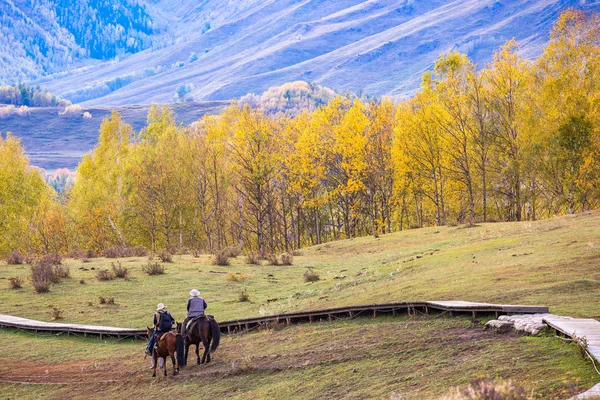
[373,309,377,318]
[472,311,476,318]
[227,326,231,334]
[286,318,291,326]
[392,308,396,317]
[309,315,313,323]
[425,306,429,315]
[328,314,332,322]
[349,311,353,318]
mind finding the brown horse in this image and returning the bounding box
[178,316,220,367]
[146,327,185,377]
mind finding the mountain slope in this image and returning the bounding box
[27,0,600,105]
[0,0,159,84]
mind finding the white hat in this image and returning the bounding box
[189,289,200,297]
[156,303,166,311]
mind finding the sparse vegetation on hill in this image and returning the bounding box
[0,316,596,399]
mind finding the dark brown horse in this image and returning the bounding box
[178,316,220,367]
[146,327,185,377]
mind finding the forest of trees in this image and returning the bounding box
[0,83,70,107]
[1,10,599,257]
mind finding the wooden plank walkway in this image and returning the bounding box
[0,300,547,339]
[542,315,600,399]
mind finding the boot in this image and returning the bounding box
[150,357,156,369]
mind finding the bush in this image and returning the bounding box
[222,246,241,258]
[96,269,115,281]
[213,251,230,266]
[99,296,106,304]
[107,296,115,305]
[103,247,120,258]
[79,279,86,284]
[441,377,527,400]
[266,254,280,266]
[49,306,63,320]
[24,254,35,264]
[227,272,247,282]
[238,289,250,302]
[133,246,148,257]
[159,251,173,263]
[280,253,293,266]
[53,265,70,279]
[245,252,261,265]
[143,262,165,276]
[85,249,99,258]
[6,251,24,265]
[8,276,23,289]
[303,267,320,282]
[41,254,62,265]
[30,260,55,292]
[111,261,129,279]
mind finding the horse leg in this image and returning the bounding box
[184,340,190,367]
[206,336,212,363]
[196,343,201,365]
[201,338,210,364]
[152,353,157,377]
[171,351,178,375]
[163,356,167,376]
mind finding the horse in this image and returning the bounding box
[146,326,185,377]
[178,316,220,367]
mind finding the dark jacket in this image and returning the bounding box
[187,297,207,318]
[154,310,174,332]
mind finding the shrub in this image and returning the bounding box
[82,258,91,263]
[24,254,35,264]
[303,267,320,282]
[53,265,70,279]
[266,254,280,266]
[8,276,23,289]
[441,377,527,400]
[41,254,62,265]
[213,251,230,266]
[30,260,55,292]
[99,296,106,304]
[103,247,121,258]
[79,279,86,284]
[49,306,63,320]
[133,246,148,257]
[238,289,250,302]
[291,249,302,256]
[192,250,201,258]
[96,269,115,281]
[111,261,129,279]
[143,262,165,276]
[107,297,115,305]
[6,251,24,265]
[159,251,173,263]
[223,246,241,258]
[245,252,261,265]
[280,253,293,266]
[227,272,247,282]
[85,249,98,258]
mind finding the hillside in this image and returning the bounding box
[0,0,159,84]
[2,211,599,327]
[25,0,600,104]
[0,101,227,170]
[2,211,600,398]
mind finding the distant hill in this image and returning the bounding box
[0,0,159,84]
[12,0,600,104]
[0,101,227,170]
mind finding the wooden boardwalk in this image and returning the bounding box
[0,300,547,339]
[542,315,600,399]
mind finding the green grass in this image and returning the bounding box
[2,211,600,398]
[0,316,596,399]
[2,211,600,327]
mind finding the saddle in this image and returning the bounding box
[185,315,214,332]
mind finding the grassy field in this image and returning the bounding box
[0,316,597,399]
[1,211,600,398]
[1,210,599,327]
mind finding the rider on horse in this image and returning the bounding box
[181,289,207,337]
[147,303,175,365]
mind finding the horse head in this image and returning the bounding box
[146,326,154,339]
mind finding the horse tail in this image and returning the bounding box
[210,319,220,352]
[176,334,186,367]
